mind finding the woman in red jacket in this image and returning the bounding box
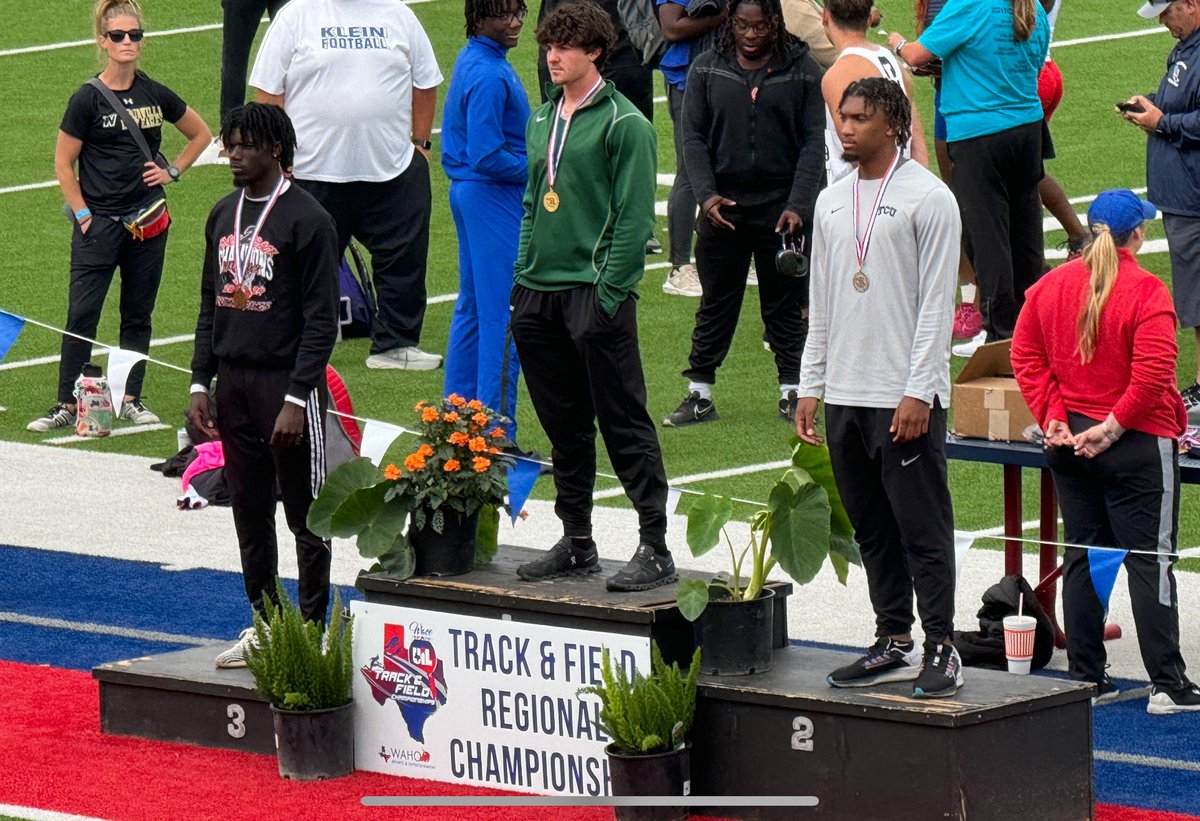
[1012,189,1199,715]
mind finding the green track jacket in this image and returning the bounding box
[513,81,657,316]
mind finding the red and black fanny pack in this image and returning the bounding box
[122,197,170,240]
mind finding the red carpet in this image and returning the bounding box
[0,661,1193,821]
[0,661,645,821]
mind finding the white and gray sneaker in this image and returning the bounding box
[663,264,702,297]
[119,400,160,425]
[365,346,443,371]
[215,627,260,669]
[27,405,76,432]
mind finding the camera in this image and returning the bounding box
[775,234,809,278]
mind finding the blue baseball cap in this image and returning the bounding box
[1087,189,1157,235]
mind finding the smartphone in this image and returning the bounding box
[1116,101,1146,114]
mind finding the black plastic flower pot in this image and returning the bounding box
[271,701,354,780]
[410,507,479,576]
[606,742,691,821]
[695,587,776,675]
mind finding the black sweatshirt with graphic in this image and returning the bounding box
[191,184,339,399]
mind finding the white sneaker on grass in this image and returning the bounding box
[27,405,76,432]
[119,400,160,425]
[951,330,987,358]
[365,346,443,371]
[215,627,260,669]
[663,264,702,297]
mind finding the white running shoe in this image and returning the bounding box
[951,330,987,358]
[365,346,443,371]
[662,264,702,297]
[119,400,160,425]
[214,627,260,669]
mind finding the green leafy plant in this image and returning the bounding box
[675,440,861,621]
[245,579,354,711]
[306,394,514,578]
[577,643,701,756]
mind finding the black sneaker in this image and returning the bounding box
[1092,675,1121,706]
[663,392,718,427]
[645,237,662,255]
[827,637,921,688]
[779,390,799,423]
[606,544,677,592]
[516,536,600,581]
[1182,383,1200,410]
[1147,680,1200,715]
[912,641,964,699]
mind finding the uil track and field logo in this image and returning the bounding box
[361,622,448,744]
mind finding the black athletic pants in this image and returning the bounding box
[219,0,289,124]
[216,361,331,624]
[825,402,956,643]
[1049,413,1189,689]
[297,156,431,356]
[684,203,808,387]
[510,284,669,547]
[58,215,167,405]
[946,119,1044,341]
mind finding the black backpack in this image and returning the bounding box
[953,575,1057,671]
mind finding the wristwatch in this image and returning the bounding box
[167,165,181,183]
[413,138,433,151]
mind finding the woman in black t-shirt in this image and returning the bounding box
[27,0,211,434]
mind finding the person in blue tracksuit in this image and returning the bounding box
[442,0,531,435]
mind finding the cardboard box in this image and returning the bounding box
[952,339,1036,441]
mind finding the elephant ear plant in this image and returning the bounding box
[676,441,861,621]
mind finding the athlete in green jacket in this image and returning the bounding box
[511,1,675,592]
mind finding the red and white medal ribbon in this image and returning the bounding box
[231,174,287,295]
[851,150,902,276]
[546,75,605,193]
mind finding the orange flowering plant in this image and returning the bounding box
[306,395,514,578]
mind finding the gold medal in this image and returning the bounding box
[543,190,560,212]
[853,270,870,293]
[232,289,249,309]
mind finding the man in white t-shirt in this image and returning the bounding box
[250,0,445,371]
[821,0,927,184]
[797,78,963,700]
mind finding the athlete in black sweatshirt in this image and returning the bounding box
[187,103,340,669]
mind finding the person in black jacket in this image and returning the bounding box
[664,0,825,427]
[187,104,340,669]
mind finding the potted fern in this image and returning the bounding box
[578,643,701,821]
[244,579,355,780]
[676,441,860,675]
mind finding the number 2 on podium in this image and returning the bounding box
[791,716,814,752]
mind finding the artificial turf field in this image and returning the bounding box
[0,0,1197,566]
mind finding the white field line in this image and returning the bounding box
[0,610,212,645]
[1094,750,1200,772]
[1051,27,1166,49]
[44,423,170,444]
[0,333,193,371]
[592,460,790,500]
[0,805,110,821]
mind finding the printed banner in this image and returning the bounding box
[351,600,651,795]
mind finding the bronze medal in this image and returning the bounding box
[853,270,870,293]
[543,190,560,213]
[232,289,249,309]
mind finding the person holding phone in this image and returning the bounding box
[29,0,211,433]
[1120,0,1200,413]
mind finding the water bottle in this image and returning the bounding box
[74,363,113,437]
